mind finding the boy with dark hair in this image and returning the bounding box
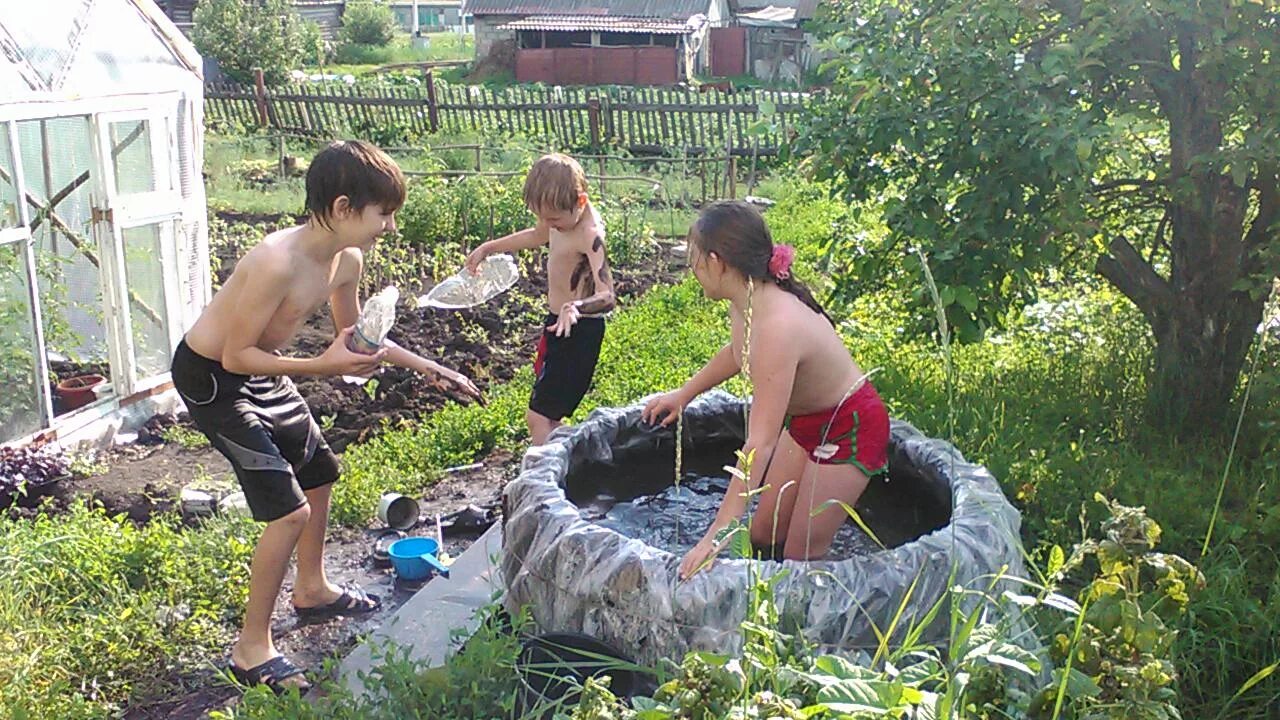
[174,140,480,693]
[465,153,615,444]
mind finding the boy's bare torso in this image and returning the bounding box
[545,206,609,313]
[186,227,355,361]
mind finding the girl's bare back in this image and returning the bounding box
[731,283,865,416]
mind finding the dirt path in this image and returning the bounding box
[112,449,517,719]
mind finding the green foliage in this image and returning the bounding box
[338,1,401,49]
[801,0,1280,430]
[0,244,40,440]
[0,504,256,718]
[161,424,211,450]
[1030,497,1204,719]
[325,32,475,71]
[192,0,308,86]
[298,20,333,67]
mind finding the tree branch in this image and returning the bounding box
[1147,206,1171,264]
[1091,177,1159,194]
[1096,235,1174,329]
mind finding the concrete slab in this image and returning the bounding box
[339,523,504,697]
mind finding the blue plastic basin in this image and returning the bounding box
[388,537,451,581]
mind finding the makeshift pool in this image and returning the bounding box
[501,391,1025,666]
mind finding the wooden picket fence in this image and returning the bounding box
[205,72,809,155]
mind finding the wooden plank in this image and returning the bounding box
[643,88,655,147]
[665,88,675,147]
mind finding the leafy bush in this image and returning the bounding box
[192,0,308,86]
[298,20,333,67]
[338,1,401,48]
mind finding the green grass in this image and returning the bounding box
[0,505,258,718]
[202,130,788,220]
[322,32,474,74]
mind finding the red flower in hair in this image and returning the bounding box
[768,244,795,280]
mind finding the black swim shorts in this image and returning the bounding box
[528,313,606,422]
[171,339,340,522]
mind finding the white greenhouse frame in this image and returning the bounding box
[0,0,210,447]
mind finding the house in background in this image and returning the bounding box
[717,0,820,84]
[388,1,473,34]
[463,0,730,85]
[156,1,347,38]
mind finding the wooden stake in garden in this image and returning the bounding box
[253,68,269,128]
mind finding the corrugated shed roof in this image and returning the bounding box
[500,14,695,32]
[463,0,711,19]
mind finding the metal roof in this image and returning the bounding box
[500,14,695,33]
[463,0,711,19]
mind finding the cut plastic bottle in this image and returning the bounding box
[343,286,398,385]
[418,254,519,310]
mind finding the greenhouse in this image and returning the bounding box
[0,0,209,445]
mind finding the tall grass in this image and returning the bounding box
[0,505,257,718]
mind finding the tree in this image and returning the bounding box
[798,0,1280,435]
[192,0,307,85]
[339,1,401,48]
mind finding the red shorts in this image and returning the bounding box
[786,381,889,475]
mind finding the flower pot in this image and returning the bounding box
[55,374,107,411]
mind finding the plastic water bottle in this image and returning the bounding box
[348,286,399,355]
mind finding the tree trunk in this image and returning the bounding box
[1094,26,1277,438]
[1146,289,1263,435]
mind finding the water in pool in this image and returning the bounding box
[568,445,886,559]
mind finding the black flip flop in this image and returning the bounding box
[294,584,382,622]
[227,655,311,695]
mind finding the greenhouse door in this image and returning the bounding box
[91,108,183,396]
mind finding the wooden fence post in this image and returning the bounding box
[424,69,440,133]
[725,108,735,198]
[587,97,602,151]
[253,68,269,128]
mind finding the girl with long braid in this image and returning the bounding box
[643,201,890,579]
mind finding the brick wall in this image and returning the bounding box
[474,14,521,61]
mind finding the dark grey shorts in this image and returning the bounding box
[171,339,339,522]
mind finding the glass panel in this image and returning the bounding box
[17,116,115,416]
[109,119,158,195]
[121,222,172,378]
[0,242,43,442]
[0,0,94,89]
[0,122,20,230]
